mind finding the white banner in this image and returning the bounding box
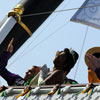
[71,0,100,30]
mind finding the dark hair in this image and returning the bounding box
[62,48,79,72]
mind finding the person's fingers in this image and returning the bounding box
[86,53,97,62]
[10,45,13,51]
[9,38,14,45]
[86,54,92,62]
[86,54,96,70]
[86,53,100,70]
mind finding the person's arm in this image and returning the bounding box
[88,69,100,83]
[86,53,100,80]
[0,38,14,68]
[44,70,64,85]
[0,38,24,86]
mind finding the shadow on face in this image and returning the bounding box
[53,51,68,70]
[24,66,40,82]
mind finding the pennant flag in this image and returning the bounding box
[15,86,31,99]
[25,90,32,98]
[71,0,100,30]
[48,84,60,96]
[56,87,61,95]
[0,91,6,97]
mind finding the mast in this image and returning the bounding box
[0,0,63,56]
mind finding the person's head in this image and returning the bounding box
[24,66,40,82]
[85,47,100,69]
[53,48,79,74]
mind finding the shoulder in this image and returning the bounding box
[52,70,64,81]
[53,70,64,75]
[45,70,64,84]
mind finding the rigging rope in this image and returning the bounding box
[7,2,100,68]
[21,4,100,17]
[18,0,73,57]
[7,0,72,68]
[7,21,69,68]
[1,0,95,85]
[74,26,89,80]
[7,0,92,68]
[21,22,69,57]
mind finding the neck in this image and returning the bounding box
[53,66,64,72]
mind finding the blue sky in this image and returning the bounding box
[0,0,100,86]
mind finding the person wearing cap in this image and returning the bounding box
[85,47,100,83]
[38,48,79,85]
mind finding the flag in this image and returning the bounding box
[70,0,100,30]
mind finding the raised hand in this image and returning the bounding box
[7,38,14,53]
[86,53,100,71]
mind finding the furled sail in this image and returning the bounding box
[70,0,100,29]
[0,0,63,56]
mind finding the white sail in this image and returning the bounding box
[70,0,100,30]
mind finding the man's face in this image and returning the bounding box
[24,66,40,82]
[53,51,67,68]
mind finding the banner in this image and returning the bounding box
[71,0,100,30]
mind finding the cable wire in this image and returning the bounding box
[7,21,70,68]
[19,0,73,57]
[7,0,72,68]
[74,26,89,80]
[21,4,100,17]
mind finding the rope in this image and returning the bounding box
[17,0,73,58]
[7,0,72,68]
[74,26,89,80]
[8,4,32,36]
[21,4,100,17]
[7,0,93,68]
[21,22,69,56]
[7,21,69,68]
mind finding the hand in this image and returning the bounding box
[7,38,14,53]
[86,53,100,71]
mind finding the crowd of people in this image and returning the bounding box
[0,38,100,87]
